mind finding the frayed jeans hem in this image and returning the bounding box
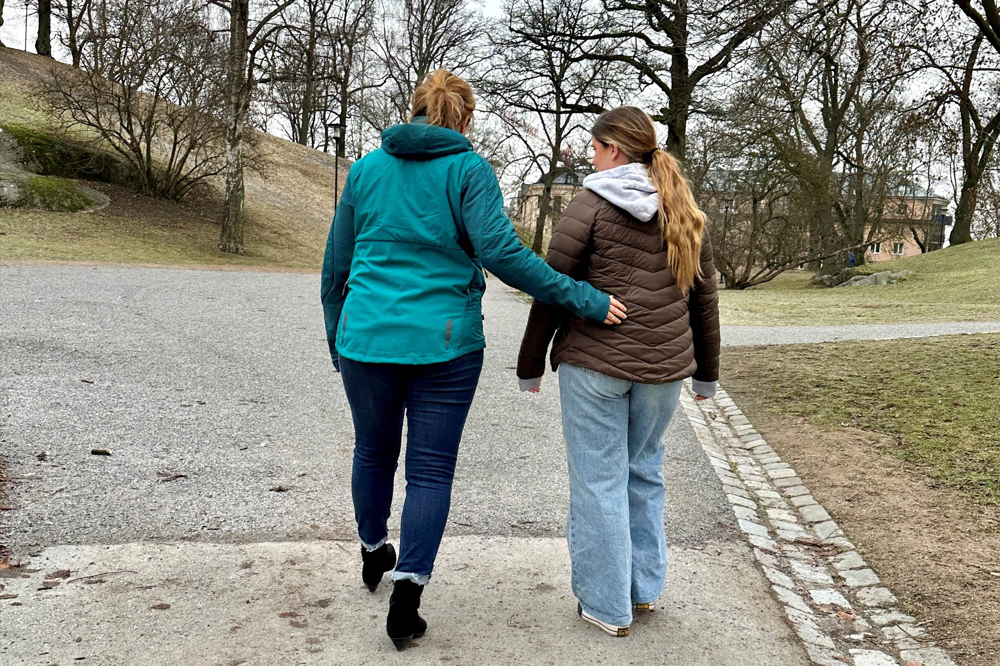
[392,571,431,586]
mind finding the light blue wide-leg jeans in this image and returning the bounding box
[558,363,682,627]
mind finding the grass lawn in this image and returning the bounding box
[719,238,1000,326]
[723,334,1000,665]
[724,333,1000,504]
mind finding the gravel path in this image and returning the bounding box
[723,321,1000,347]
[1,265,732,549]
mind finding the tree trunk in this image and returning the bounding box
[297,29,317,146]
[531,171,557,255]
[338,79,349,158]
[951,178,978,246]
[220,0,250,255]
[664,86,692,161]
[64,0,83,66]
[35,0,53,57]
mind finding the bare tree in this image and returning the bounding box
[689,98,814,289]
[45,0,229,199]
[376,0,484,123]
[914,2,1000,246]
[972,166,1000,237]
[1,0,7,48]
[212,0,294,254]
[478,0,624,254]
[754,0,915,273]
[324,0,380,156]
[264,0,336,146]
[559,0,793,161]
[53,0,93,66]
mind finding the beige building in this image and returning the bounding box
[511,171,590,247]
[864,191,950,262]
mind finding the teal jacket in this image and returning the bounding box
[321,121,609,366]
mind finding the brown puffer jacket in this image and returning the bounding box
[517,188,720,389]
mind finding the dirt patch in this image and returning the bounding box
[727,396,1000,666]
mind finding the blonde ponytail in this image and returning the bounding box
[591,106,704,294]
[649,149,704,295]
[409,69,476,132]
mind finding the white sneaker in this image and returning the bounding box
[577,602,629,637]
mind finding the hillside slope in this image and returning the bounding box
[0,49,344,271]
[720,237,1000,325]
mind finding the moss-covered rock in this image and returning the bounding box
[0,170,109,211]
[0,123,137,186]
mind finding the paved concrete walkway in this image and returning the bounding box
[723,321,1000,347]
[0,265,807,665]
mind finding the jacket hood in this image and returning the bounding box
[381,120,473,160]
[582,163,660,222]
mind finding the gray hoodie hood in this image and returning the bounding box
[582,163,659,222]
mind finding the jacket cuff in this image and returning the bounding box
[691,379,717,398]
[585,290,611,323]
[519,377,542,392]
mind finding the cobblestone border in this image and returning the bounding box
[680,382,958,666]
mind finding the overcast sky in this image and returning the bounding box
[2,0,505,47]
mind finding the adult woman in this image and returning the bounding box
[517,106,720,637]
[320,70,626,651]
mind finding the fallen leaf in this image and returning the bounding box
[278,612,300,618]
[80,379,94,384]
[269,486,289,493]
[90,449,112,456]
[47,570,71,579]
[151,603,171,610]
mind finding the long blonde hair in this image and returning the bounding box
[409,69,476,132]
[591,106,705,294]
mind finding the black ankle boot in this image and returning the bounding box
[386,579,427,651]
[361,543,396,593]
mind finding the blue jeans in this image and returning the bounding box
[340,350,484,585]
[558,363,682,626]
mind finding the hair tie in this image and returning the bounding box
[644,148,658,163]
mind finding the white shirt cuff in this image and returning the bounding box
[691,379,717,398]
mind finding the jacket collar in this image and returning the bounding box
[381,120,473,160]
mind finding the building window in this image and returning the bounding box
[892,242,905,255]
[552,195,563,216]
[869,243,881,254]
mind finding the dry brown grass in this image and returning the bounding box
[0,49,346,272]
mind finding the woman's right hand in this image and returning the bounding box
[604,296,627,325]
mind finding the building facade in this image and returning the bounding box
[511,170,590,247]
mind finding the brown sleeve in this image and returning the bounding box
[689,231,721,383]
[516,199,595,381]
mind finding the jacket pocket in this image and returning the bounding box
[338,312,348,345]
[460,291,485,349]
